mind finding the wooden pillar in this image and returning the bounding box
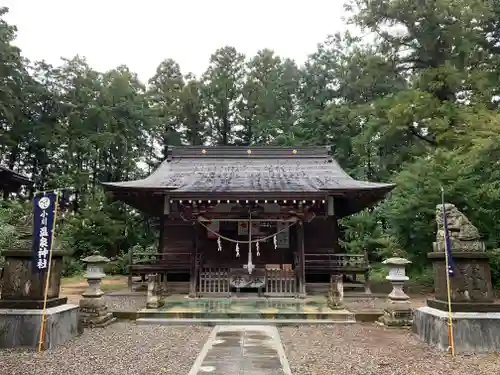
[159,215,166,253]
[159,196,170,254]
[160,196,169,289]
[189,222,199,298]
[297,219,306,297]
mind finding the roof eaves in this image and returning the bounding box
[0,165,33,185]
[166,145,334,159]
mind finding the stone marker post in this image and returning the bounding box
[378,257,413,327]
[79,252,116,327]
[146,273,165,309]
[327,274,344,310]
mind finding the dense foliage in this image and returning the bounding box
[1,2,500,284]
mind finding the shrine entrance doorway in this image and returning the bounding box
[196,216,298,298]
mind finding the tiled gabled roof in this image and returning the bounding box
[101,146,395,194]
[0,165,32,189]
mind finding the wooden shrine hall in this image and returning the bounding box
[101,146,395,298]
[0,165,32,197]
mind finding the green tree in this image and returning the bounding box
[202,46,245,145]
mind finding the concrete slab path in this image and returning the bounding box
[188,325,292,375]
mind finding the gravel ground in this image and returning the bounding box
[343,297,427,312]
[280,324,500,375]
[65,294,147,311]
[106,295,147,311]
[0,323,211,375]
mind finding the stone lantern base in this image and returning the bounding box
[378,304,413,327]
[79,297,116,328]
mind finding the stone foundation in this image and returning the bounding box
[0,304,82,349]
[427,298,500,313]
[413,306,500,353]
[379,305,413,327]
[79,300,116,328]
[0,297,68,309]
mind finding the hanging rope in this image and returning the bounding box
[198,220,296,244]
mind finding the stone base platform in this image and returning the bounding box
[136,298,355,323]
[413,306,500,353]
[427,298,500,313]
[0,297,68,309]
[0,304,82,349]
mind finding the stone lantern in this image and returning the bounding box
[383,257,412,303]
[378,256,413,327]
[79,252,116,327]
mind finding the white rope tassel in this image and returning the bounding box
[235,242,240,257]
[217,236,222,252]
[256,240,260,256]
[273,234,277,249]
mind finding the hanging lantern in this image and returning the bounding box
[217,236,222,252]
[235,242,240,257]
[256,240,260,256]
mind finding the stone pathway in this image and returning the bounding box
[188,325,292,375]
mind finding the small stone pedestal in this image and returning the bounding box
[427,252,500,312]
[378,257,413,327]
[79,253,116,327]
[327,274,344,310]
[0,231,80,349]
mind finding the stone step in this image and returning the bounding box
[136,317,356,326]
[306,283,369,297]
[136,308,356,322]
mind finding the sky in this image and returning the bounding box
[3,0,348,82]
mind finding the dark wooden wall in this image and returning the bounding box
[304,217,341,253]
[160,217,341,269]
[160,221,194,267]
[196,221,293,267]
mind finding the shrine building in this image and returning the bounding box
[0,165,32,197]
[101,146,395,298]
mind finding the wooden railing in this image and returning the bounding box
[264,268,296,297]
[128,250,193,290]
[195,260,297,297]
[198,267,231,296]
[304,253,369,272]
[302,252,371,293]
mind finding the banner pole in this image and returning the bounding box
[441,187,455,357]
[37,190,61,352]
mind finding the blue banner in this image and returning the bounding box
[32,191,59,273]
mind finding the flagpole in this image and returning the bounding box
[441,186,455,357]
[38,190,61,352]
